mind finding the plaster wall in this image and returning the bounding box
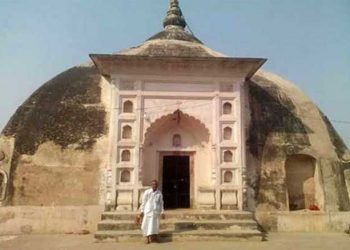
[0,206,102,235]
[11,137,109,206]
[255,211,350,232]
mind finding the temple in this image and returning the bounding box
[0,0,349,236]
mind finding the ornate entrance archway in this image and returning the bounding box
[142,110,210,208]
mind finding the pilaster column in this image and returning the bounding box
[132,80,143,211]
[105,78,119,211]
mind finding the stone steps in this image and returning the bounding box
[95,210,263,242]
[98,219,258,231]
[101,211,254,221]
[95,229,263,242]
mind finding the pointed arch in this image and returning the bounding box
[121,150,131,162]
[223,102,232,115]
[123,100,133,113]
[224,171,233,183]
[142,109,211,186]
[223,127,233,140]
[120,170,131,183]
[143,110,210,145]
[173,134,182,147]
[223,150,233,162]
[122,125,132,139]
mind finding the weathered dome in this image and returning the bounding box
[2,65,105,155]
[250,70,349,161]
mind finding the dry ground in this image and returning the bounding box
[0,232,349,250]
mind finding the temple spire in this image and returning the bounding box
[163,0,187,30]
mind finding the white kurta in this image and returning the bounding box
[140,188,164,236]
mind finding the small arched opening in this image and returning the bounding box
[123,101,133,113]
[223,127,232,140]
[120,170,131,183]
[122,125,132,139]
[121,150,131,162]
[223,171,233,183]
[223,102,232,115]
[172,134,182,147]
[285,154,316,211]
[223,150,233,163]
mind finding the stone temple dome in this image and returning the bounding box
[0,0,349,224]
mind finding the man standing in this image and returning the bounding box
[140,180,165,244]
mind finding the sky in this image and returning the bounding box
[0,0,349,147]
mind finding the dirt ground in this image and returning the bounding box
[0,232,349,250]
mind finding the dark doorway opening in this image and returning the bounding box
[285,155,316,211]
[162,155,190,209]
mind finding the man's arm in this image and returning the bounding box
[140,190,148,215]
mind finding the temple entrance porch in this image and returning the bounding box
[141,110,212,210]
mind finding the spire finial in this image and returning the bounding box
[163,0,187,29]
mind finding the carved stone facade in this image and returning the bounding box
[93,57,263,211]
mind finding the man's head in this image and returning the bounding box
[151,180,159,191]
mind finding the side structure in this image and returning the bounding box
[246,71,350,214]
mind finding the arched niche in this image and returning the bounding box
[223,127,232,140]
[120,170,131,183]
[173,134,182,147]
[121,150,131,162]
[285,154,316,211]
[122,125,132,139]
[223,150,233,163]
[223,102,232,115]
[0,170,7,201]
[223,170,233,183]
[123,100,133,113]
